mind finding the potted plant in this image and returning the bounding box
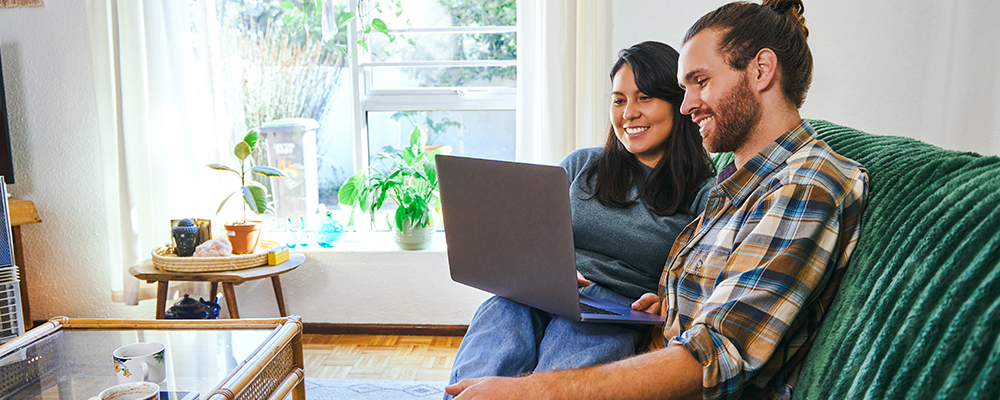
[338,125,449,250]
[208,129,288,254]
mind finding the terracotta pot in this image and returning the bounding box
[225,221,262,254]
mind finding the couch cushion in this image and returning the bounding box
[714,120,1000,398]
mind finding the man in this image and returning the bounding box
[446,1,869,398]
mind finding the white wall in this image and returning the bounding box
[0,2,139,320]
[0,1,997,326]
[612,0,1000,156]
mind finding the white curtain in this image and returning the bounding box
[515,0,613,164]
[88,0,231,305]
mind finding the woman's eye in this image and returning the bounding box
[612,98,625,105]
[639,95,652,101]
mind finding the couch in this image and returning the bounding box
[715,119,1000,398]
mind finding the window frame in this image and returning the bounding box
[345,0,517,176]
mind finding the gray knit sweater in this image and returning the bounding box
[560,148,713,300]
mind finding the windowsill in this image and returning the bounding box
[284,231,447,254]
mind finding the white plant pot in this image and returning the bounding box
[393,222,435,250]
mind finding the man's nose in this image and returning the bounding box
[680,89,698,116]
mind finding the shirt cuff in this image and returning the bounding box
[670,323,746,399]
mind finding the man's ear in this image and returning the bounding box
[750,48,778,92]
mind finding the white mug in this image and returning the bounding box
[90,381,160,400]
[113,342,166,384]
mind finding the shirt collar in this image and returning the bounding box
[716,120,816,206]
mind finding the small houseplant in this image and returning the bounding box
[208,129,288,254]
[338,125,449,250]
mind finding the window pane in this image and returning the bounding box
[209,0,357,226]
[315,70,356,209]
[367,0,516,29]
[369,32,516,62]
[363,0,516,89]
[367,110,515,162]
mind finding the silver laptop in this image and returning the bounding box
[436,154,663,324]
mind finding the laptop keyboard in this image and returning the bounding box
[580,302,622,316]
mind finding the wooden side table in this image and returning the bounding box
[129,254,305,319]
[9,199,41,330]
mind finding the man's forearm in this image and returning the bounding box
[451,344,703,399]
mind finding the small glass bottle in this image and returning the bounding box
[298,216,310,247]
[315,211,344,248]
[285,217,297,248]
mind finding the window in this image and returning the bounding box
[205,0,516,231]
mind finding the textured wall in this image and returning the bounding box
[0,2,153,321]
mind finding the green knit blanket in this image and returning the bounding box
[713,120,1000,399]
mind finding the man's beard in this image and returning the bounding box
[706,75,762,154]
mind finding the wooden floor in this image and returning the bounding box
[302,334,463,381]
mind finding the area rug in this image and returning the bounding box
[305,378,448,400]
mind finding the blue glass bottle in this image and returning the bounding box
[298,216,310,247]
[285,217,297,248]
[315,211,344,248]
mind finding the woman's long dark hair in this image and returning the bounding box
[584,41,715,216]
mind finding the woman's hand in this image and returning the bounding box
[577,271,591,287]
[632,293,661,314]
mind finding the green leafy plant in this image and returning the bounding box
[338,126,449,231]
[208,129,289,222]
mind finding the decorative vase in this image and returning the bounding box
[225,220,263,254]
[393,221,435,250]
[285,217,298,248]
[316,211,344,248]
[297,216,310,247]
[172,218,199,257]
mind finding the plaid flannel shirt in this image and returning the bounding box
[659,120,869,399]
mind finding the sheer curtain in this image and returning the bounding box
[88,0,232,305]
[515,0,612,164]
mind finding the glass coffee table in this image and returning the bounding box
[0,317,304,400]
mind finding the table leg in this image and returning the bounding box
[222,283,239,319]
[12,226,32,330]
[156,281,169,319]
[271,276,287,317]
[210,282,219,302]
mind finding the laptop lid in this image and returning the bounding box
[436,154,663,324]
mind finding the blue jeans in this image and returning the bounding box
[445,283,649,399]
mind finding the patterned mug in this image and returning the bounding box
[113,342,166,384]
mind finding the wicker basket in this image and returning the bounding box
[151,239,279,272]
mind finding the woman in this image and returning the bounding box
[446,41,716,391]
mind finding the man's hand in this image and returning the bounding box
[577,271,591,287]
[446,376,532,399]
[632,292,661,314]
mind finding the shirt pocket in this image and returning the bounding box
[681,246,731,284]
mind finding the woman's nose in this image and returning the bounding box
[622,103,640,120]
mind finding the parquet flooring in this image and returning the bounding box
[301,334,463,381]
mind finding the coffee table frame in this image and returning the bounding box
[0,316,305,400]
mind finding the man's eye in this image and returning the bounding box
[697,78,708,87]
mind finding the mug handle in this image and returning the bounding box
[140,361,149,382]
